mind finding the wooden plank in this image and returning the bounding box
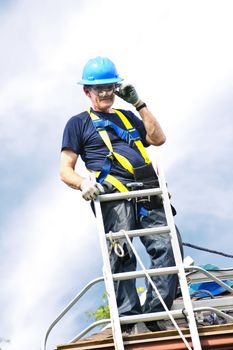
[56,323,233,350]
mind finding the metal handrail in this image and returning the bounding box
[69,319,111,343]
[42,276,104,350]
[42,266,233,349]
[69,307,233,344]
[185,266,233,294]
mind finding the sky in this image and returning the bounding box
[0,0,233,349]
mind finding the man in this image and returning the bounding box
[60,56,183,334]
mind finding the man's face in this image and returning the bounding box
[84,84,118,112]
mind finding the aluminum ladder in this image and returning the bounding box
[94,159,202,350]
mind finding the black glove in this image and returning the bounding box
[115,84,140,105]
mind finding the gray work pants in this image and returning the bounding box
[100,185,183,317]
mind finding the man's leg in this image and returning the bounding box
[101,187,142,317]
[139,208,183,316]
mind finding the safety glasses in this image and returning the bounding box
[89,83,121,97]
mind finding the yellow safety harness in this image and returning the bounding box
[88,108,152,192]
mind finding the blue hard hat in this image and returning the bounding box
[79,56,123,85]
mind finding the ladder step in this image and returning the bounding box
[113,266,179,281]
[98,188,162,202]
[106,225,170,239]
[119,309,185,325]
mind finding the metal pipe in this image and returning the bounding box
[42,277,104,350]
[70,319,111,343]
[185,266,233,295]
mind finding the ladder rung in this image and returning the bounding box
[119,309,184,324]
[113,266,179,281]
[98,188,162,202]
[106,226,170,239]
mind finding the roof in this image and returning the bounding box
[56,323,233,350]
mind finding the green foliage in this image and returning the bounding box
[87,288,145,322]
[86,291,110,321]
[88,304,110,321]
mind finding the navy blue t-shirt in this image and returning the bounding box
[61,108,150,180]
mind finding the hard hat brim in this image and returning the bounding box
[78,77,123,85]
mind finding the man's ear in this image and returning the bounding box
[83,86,91,97]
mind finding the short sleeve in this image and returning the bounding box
[61,116,82,155]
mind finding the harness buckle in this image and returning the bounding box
[107,151,114,160]
[127,128,141,147]
[96,126,105,132]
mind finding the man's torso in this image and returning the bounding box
[61,109,149,180]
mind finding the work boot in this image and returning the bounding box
[122,322,150,335]
[146,320,175,332]
[132,322,150,334]
[121,324,134,336]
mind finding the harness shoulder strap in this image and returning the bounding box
[113,109,151,164]
[89,108,113,152]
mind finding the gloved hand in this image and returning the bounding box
[80,174,104,201]
[115,84,140,106]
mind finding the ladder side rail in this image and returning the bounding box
[156,159,202,350]
[94,198,125,350]
[42,277,104,350]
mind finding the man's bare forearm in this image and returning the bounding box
[137,103,166,146]
[60,167,84,190]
